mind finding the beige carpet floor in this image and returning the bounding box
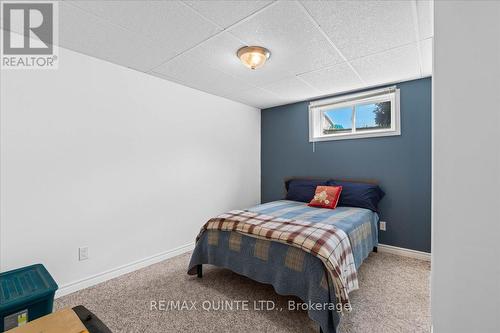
[55,251,431,333]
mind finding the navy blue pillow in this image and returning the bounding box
[285,179,328,203]
[327,180,385,212]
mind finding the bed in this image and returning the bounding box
[188,180,381,333]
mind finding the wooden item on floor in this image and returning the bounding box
[6,308,88,333]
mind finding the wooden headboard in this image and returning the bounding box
[283,177,379,193]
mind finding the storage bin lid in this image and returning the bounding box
[0,264,58,310]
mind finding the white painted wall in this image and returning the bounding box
[0,43,261,294]
[432,2,500,332]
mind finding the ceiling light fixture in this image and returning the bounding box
[237,46,271,70]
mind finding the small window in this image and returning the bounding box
[309,87,400,142]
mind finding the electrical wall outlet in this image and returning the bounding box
[379,221,387,231]
[79,247,89,261]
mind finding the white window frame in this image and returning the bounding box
[309,86,400,142]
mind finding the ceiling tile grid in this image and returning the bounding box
[300,0,417,60]
[223,87,288,109]
[228,1,346,75]
[54,0,433,108]
[151,52,255,97]
[153,32,296,87]
[65,1,220,63]
[59,2,177,72]
[183,0,273,29]
[350,43,421,86]
[298,62,365,94]
[261,77,322,102]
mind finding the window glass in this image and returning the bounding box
[322,107,352,134]
[309,88,399,142]
[355,101,391,131]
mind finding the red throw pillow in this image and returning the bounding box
[308,186,343,209]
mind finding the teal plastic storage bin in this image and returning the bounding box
[0,264,58,332]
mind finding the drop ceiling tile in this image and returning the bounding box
[59,3,176,72]
[262,77,322,102]
[226,88,287,109]
[174,33,295,86]
[183,0,273,28]
[351,43,421,86]
[420,38,432,77]
[153,54,254,97]
[52,0,431,109]
[301,0,416,60]
[298,62,364,94]
[416,0,433,40]
[65,0,220,62]
[229,1,344,75]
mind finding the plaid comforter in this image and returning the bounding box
[197,209,359,307]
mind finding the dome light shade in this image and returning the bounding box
[237,46,271,70]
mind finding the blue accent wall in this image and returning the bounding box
[261,78,431,252]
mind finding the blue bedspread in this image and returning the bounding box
[188,200,379,332]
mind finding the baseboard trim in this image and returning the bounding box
[55,242,195,298]
[55,242,427,298]
[377,244,431,261]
